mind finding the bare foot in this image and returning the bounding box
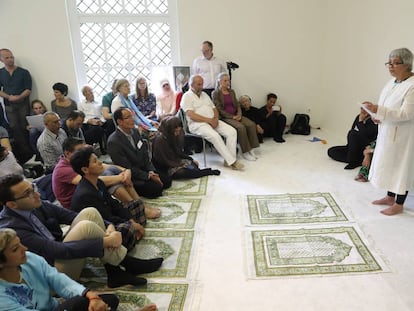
[135,304,157,311]
[372,196,394,206]
[380,204,403,216]
[145,206,161,219]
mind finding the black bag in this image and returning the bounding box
[289,114,311,135]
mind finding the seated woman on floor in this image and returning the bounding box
[51,82,77,120]
[0,228,157,311]
[212,73,259,161]
[327,106,378,169]
[152,115,221,179]
[239,95,264,143]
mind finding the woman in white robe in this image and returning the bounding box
[365,47,414,216]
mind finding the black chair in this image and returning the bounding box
[177,108,207,167]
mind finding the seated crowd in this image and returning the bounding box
[0,43,296,310]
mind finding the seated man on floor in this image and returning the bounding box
[52,137,160,218]
[0,174,162,288]
[181,75,243,170]
[37,111,68,174]
[70,146,159,247]
[107,107,171,198]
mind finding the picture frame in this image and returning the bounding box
[173,66,190,92]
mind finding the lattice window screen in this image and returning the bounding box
[76,0,171,97]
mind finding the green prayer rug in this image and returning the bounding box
[145,197,201,229]
[80,230,194,286]
[128,230,194,278]
[163,176,208,196]
[116,283,188,311]
[247,193,348,225]
[250,226,383,277]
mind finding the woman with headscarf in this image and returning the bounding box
[156,79,177,119]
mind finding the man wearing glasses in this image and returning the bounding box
[192,41,227,98]
[0,174,156,288]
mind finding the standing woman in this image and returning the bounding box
[212,73,259,161]
[364,47,414,216]
[51,82,77,120]
[132,77,157,121]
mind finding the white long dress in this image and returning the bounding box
[369,75,414,194]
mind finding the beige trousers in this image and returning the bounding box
[54,207,127,280]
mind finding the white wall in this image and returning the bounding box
[0,0,80,107]
[177,0,326,127]
[1,0,414,140]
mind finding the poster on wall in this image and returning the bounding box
[173,66,190,92]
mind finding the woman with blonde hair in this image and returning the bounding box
[212,73,259,161]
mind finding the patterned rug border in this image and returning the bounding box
[247,192,348,225]
[145,197,201,230]
[115,283,188,311]
[163,176,208,196]
[250,226,384,278]
[135,230,195,278]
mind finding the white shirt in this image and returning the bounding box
[78,99,104,122]
[192,55,227,89]
[181,90,215,130]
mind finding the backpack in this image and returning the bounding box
[289,114,311,135]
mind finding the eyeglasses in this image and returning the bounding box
[14,184,38,201]
[385,62,404,67]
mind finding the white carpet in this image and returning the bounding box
[185,130,414,311]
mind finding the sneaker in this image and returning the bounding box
[242,152,256,161]
[249,150,258,159]
[230,160,244,170]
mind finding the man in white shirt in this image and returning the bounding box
[78,85,107,153]
[181,75,244,170]
[192,41,227,98]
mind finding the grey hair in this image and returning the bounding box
[389,48,413,71]
[216,72,230,89]
[239,95,251,103]
[189,74,203,87]
[0,228,17,264]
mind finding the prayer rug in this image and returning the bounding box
[81,230,195,285]
[247,193,348,225]
[145,197,201,229]
[127,230,194,278]
[248,226,383,278]
[163,176,208,196]
[116,283,188,311]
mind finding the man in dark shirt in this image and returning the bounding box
[0,174,159,288]
[0,48,33,163]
